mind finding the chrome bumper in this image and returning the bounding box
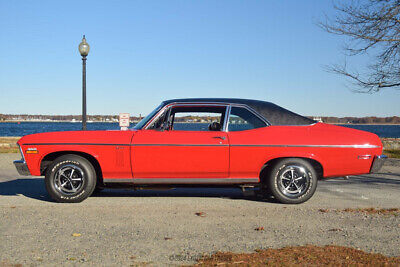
[14,160,31,176]
[370,155,387,173]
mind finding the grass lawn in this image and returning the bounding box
[194,245,400,266]
[384,149,400,159]
[0,137,20,153]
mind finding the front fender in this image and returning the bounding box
[20,144,100,176]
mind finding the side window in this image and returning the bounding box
[147,107,169,130]
[228,107,267,132]
[170,106,226,131]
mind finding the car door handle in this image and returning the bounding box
[212,136,226,140]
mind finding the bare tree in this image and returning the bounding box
[319,0,400,92]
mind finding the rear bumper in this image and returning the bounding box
[370,155,387,173]
[14,160,31,176]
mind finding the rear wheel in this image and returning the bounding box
[45,155,96,203]
[266,158,317,204]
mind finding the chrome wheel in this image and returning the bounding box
[54,164,85,195]
[277,165,310,198]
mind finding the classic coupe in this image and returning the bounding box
[14,98,386,204]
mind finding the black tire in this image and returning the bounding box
[266,158,318,204]
[45,154,97,203]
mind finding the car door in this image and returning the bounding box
[131,104,229,180]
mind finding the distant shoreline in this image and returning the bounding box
[1,121,400,125]
[330,123,400,126]
[0,121,133,123]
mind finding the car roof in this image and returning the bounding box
[162,98,315,126]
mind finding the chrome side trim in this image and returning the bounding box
[22,143,380,148]
[358,155,372,159]
[370,154,387,173]
[23,143,131,146]
[230,144,380,148]
[132,178,259,184]
[104,178,259,184]
[132,144,229,147]
[104,178,133,183]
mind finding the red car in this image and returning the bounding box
[14,98,386,204]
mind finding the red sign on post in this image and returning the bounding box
[119,113,130,130]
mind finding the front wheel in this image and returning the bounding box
[266,158,318,204]
[45,155,96,203]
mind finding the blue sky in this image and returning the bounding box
[0,0,398,117]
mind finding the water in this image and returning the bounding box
[339,124,400,138]
[0,122,121,137]
[0,122,399,138]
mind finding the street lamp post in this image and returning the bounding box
[78,35,90,131]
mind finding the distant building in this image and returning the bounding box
[313,117,323,123]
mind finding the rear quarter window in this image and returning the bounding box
[228,106,267,132]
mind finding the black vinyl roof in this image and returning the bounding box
[163,98,315,126]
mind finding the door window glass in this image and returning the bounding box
[170,106,227,131]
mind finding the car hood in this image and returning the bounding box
[17,130,136,146]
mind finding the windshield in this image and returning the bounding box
[133,104,163,129]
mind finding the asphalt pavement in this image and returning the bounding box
[0,153,399,266]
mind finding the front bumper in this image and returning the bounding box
[370,155,387,173]
[14,160,31,176]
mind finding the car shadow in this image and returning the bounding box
[92,187,280,203]
[0,178,52,201]
[0,177,275,203]
[320,173,400,186]
[2,172,397,203]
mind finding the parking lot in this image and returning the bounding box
[1,153,399,266]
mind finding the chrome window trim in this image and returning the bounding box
[223,105,232,132]
[133,104,163,130]
[226,104,270,132]
[232,104,271,126]
[140,101,323,129]
[269,122,319,127]
[144,102,230,130]
[165,105,173,130]
[143,101,271,131]
[144,104,170,130]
